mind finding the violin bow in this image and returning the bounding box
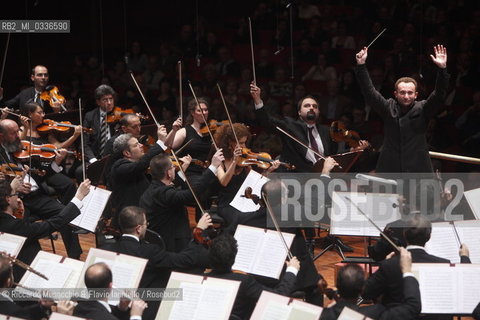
[261,191,293,260]
[27,119,33,183]
[78,98,86,181]
[276,126,342,169]
[0,251,48,281]
[248,17,256,86]
[170,149,207,216]
[178,61,183,121]
[0,33,10,89]
[345,196,400,252]
[129,71,160,126]
[187,81,219,150]
[216,83,240,147]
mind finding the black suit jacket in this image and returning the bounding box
[320,276,421,320]
[139,168,216,252]
[84,108,116,161]
[207,269,297,320]
[101,236,209,289]
[0,202,80,280]
[2,86,58,114]
[254,106,336,172]
[0,297,47,320]
[363,248,450,306]
[354,64,449,173]
[73,300,128,320]
[110,143,164,212]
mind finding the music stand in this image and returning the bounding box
[313,234,346,261]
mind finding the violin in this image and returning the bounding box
[14,141,79,161]
[199,119,229,136]
[170,156,209,169]
[237,148,295,170]
[0,163,46,177]
[37,119,94,134]
[330,120,361,148]
[242,186,265,207]
[40,86,66,110]
[107,106,149,123]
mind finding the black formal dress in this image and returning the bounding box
[354,64,449,173]
[320,276,421,320]
[109,143,164,214]
[73,300,129,320]
[2,86,57,114]
[0,202,80,281]
[101,235,209,320]
[139,168,216,253]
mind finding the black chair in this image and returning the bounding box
[86,155,110,186]
[144,228,166,251]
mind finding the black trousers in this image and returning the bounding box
[23,191,82,259]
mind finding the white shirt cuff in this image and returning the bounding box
[89,158,98,164]
[70,197,84,210]
[208,164,218,175]
[51,161,63,173]
[156,140,167,150]
[403,272,415,278]
[254,101,264,110]
[130,316,142,320]
[177,170,186,182]
[286,266,299,276]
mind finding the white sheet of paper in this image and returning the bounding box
[23,259,73,289]
[229,170,269,213]
[425,222,460,263]
[454,220,480,264]
[260,301,291,320]
[464,187,480,219]
[71,186,111,232]
[0,233,26,257]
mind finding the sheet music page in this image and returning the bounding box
[232,225,263,273]
[425,222,460,263]
[330,192,400,236]
[414,264,457,314]
[229,170,269,213]
[0,233,26,257]
[252,230,294,279]
[169,282,202,320]
[464,187,480,219]
[338,306,371,320]
[23,259,73,289]
[457,265,480,313]
[289,300,323,320]
[194,283,232,320]
[454,220,480,263]
[63,259,85,289]
[260,301,291,320]
[94,257,135,288]
[49,312,86,320]
[71,186,111,232]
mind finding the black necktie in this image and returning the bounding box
[308,127,320,160]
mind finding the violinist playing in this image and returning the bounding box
[0,119,82,259]
[213,123,280,232]
[166,98,217,221]
[0,65,63,114]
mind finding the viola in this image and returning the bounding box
[0,163,46,177]
[237,148,295,170]
[199,119,229,136]
[37,119,94,134]
[14,141,79,161]
[330,120,361,148]
[107,106,149,123]
[40,86,66,109]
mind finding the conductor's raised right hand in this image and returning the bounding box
[355,47,368,65]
